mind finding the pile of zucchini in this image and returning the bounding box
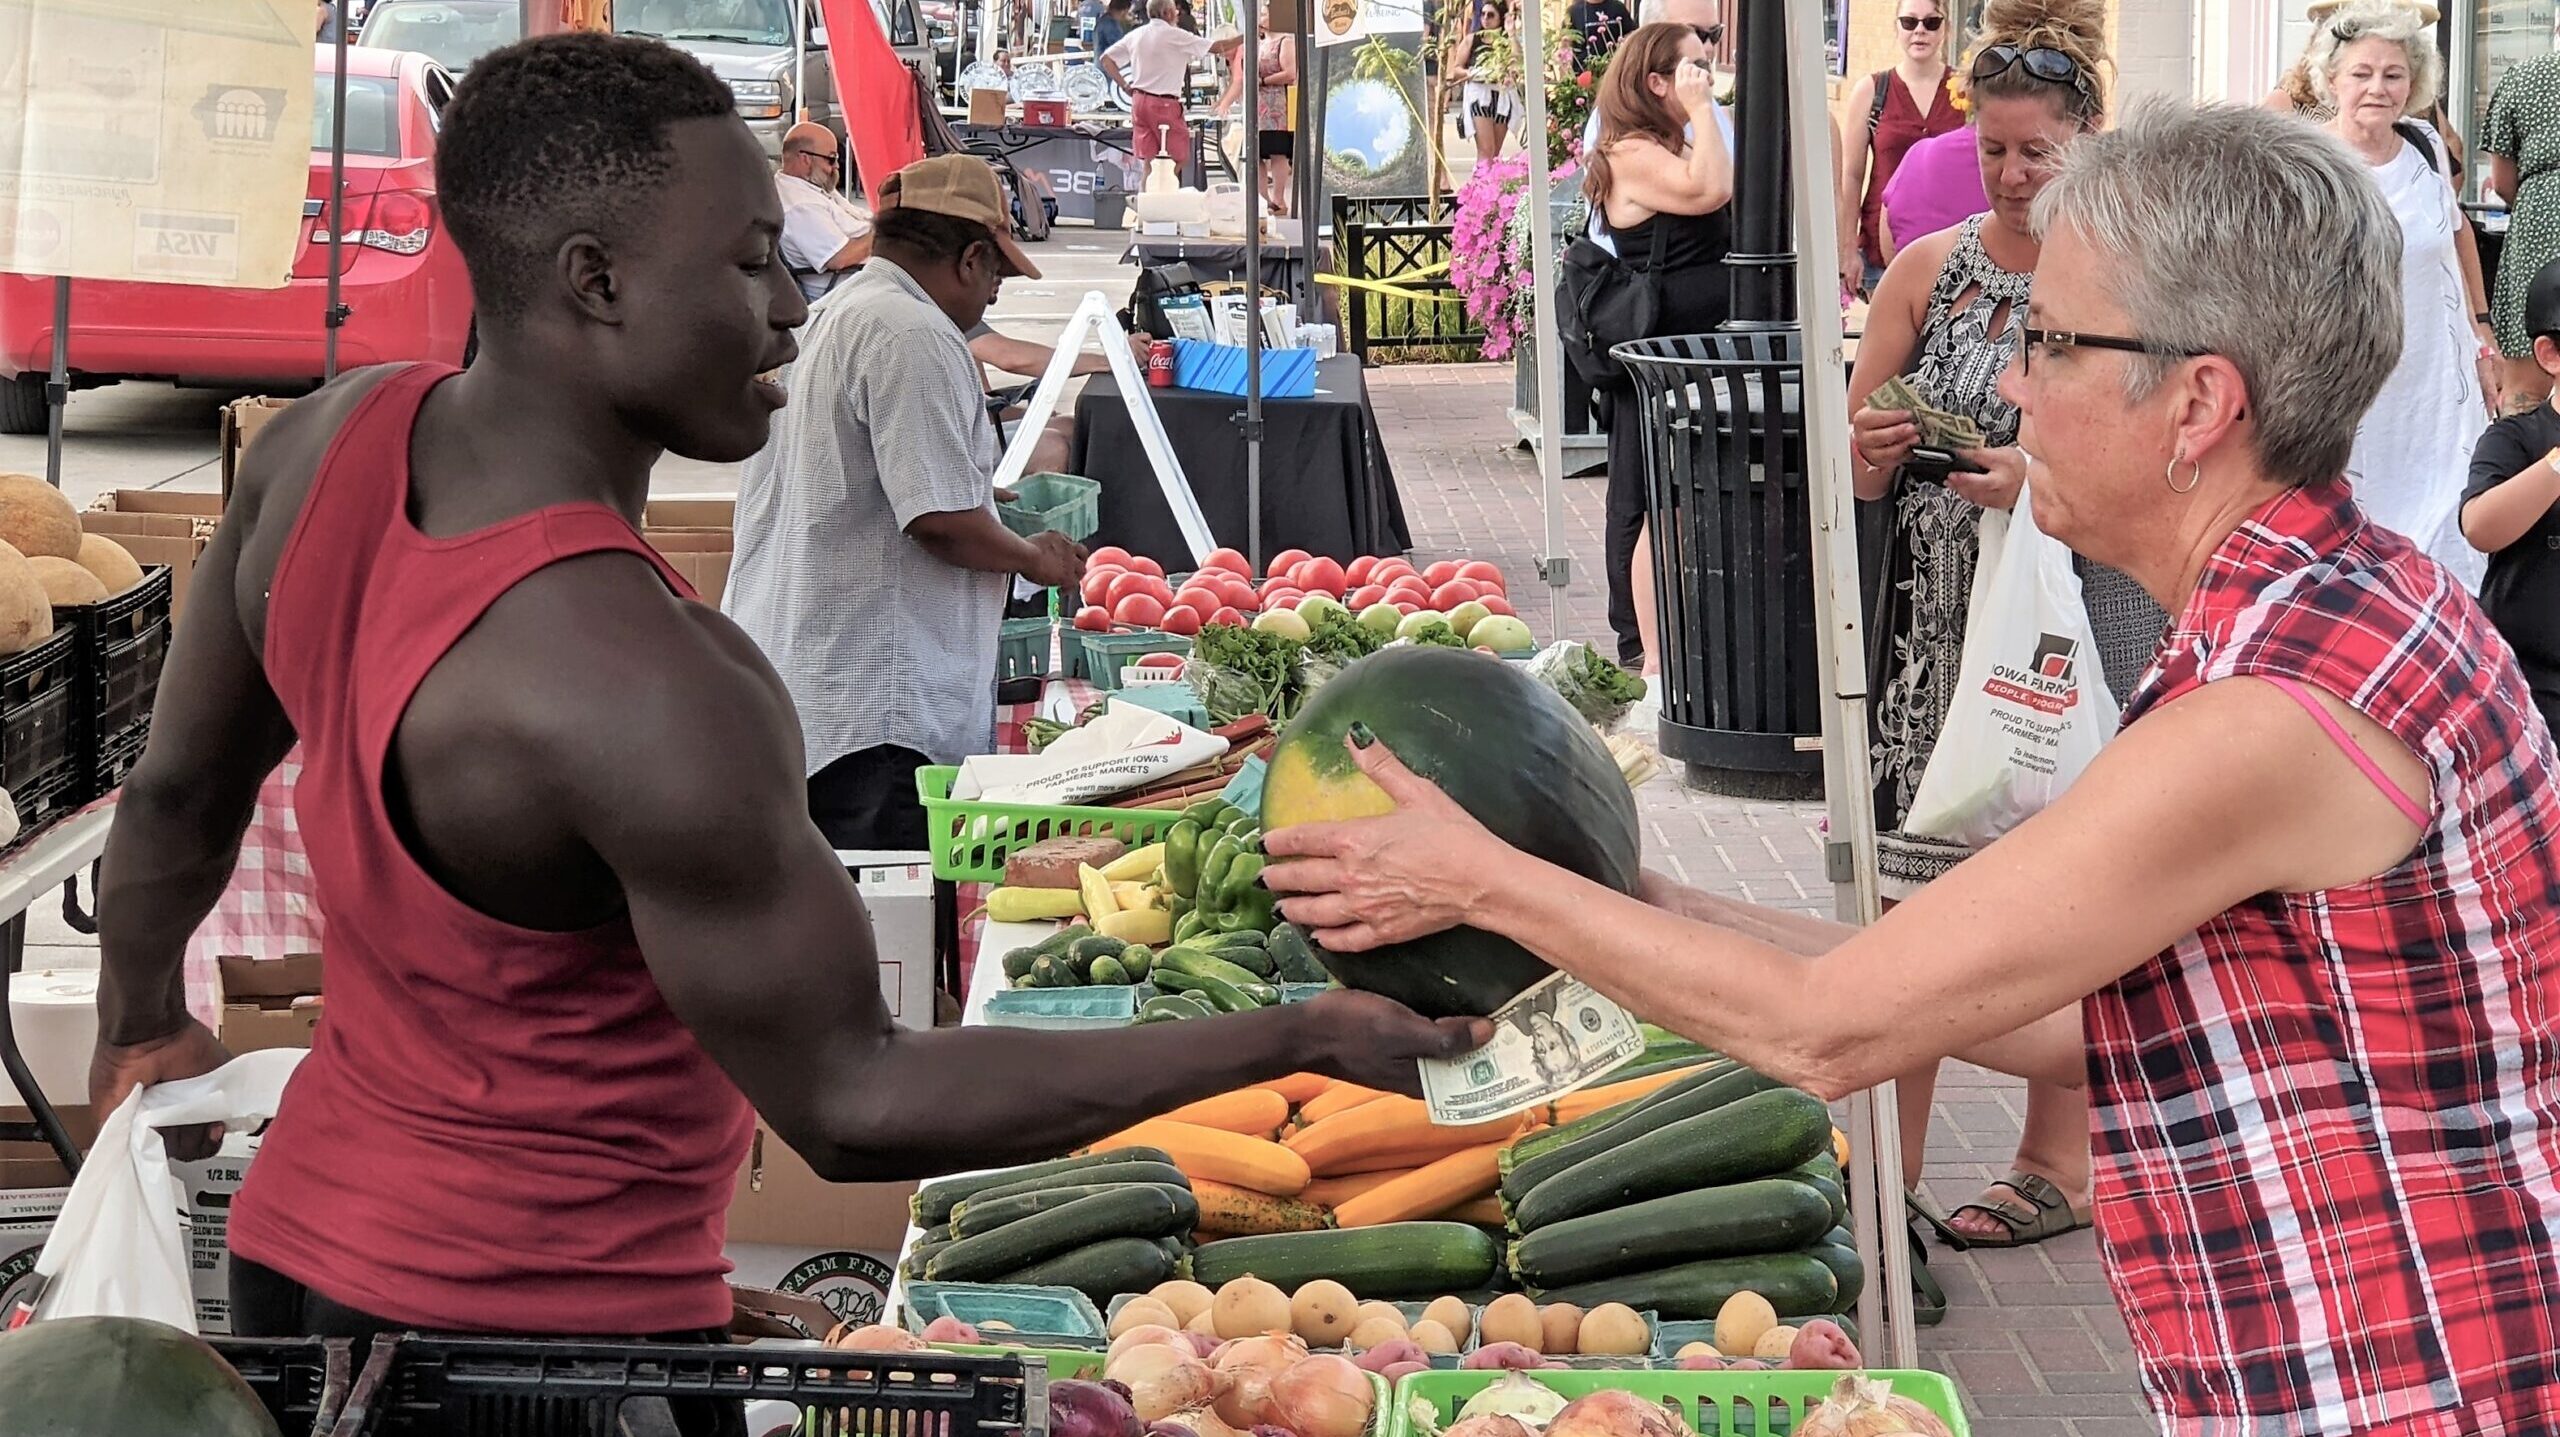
[904,1148,1202,1300]
[1496,1065,1864,1321]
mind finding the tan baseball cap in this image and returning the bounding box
[879,154,1042,279]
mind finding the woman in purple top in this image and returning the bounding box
[1877,125,1989,260]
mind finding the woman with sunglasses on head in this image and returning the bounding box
[1846,0,2164,1274]
[1835,0,1962,301]
[2312,0,2491,593]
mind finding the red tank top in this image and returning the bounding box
[227,363,754,1333]
[1860,68,1961,270]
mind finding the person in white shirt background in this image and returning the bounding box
[1101,0,1242,179]
[776,122,874,303]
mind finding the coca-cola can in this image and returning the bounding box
[1147,339,1177,387]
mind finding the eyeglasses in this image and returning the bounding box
[2019,327,2206,373]
[1688,22,1723,44]
[1897,14,1943,30]
[1971,43,2088,92]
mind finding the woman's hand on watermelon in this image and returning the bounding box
[1263,733,1512,951]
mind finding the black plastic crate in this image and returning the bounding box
[338,1337,1043,1437]
[56,563,173,798]
[0,625,82,838]
[213,1335,359,1437]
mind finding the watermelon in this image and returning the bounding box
[1258,646,1639,1017]
[0,1316,283,1436]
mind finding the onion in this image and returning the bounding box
[1793,1377,1955,1437]
[1213,1334,1311,1429]
[1107,1342,1226,1421]
[1190,1333,1223,1359]
[1155,1407,1251,1437]
[1453,1371,1567,1430]
[1543,1389,1692,1437]
[1051,1379,1147,1437]
[1113,1325,1202,1365]
[1267,1354,1376,1437]
[1445,1420,1535,1437]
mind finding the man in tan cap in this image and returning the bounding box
[725,154,1084,852]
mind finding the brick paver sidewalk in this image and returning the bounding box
[1368,364,2153,1436]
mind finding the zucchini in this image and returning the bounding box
[912,1148,1178,1226]
[1533,1250,1840,1320]
[927,1186,1200,1282]
[1507,1178,1836,1289]
[950,1181,1196,1238]
[1783,1158,1849,1229]
[1000,1237,1189,1301]
[1512,1088,1833,1233]
[1191,1222,1499,1297]
[1504,1063,1777,1204]
[956,1160,1192,1215]
[1502,1060,1741,1175]
[901,1231,953,1278]
[1805,1227,1864,1309]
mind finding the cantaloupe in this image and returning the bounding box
[0,543,56,654]
[31,556,107,607]
[74,533,142,596]
[0,475,83,560]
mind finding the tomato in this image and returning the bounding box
[1144,576,1177,604]
[1386,578,1432,602]
[1262,588,1304,610]
[1125,555,1166,579]
[1478,593,1516,617]
[1080,566,1125,606]
[1298,556,1346,595]
[1210,606,1248,627]
[1457,560,1506,590]
[1344,555,1379,587]
[1348,584,1389,609]
[1106,571,1157,607]
[1073,605,1113,632]
[1422,560,1462,587]
[1088,545,1132,568]
[1429,579,1481,609]
[1113,592,1167,629]
[1392,601,1421,615]
[1158,604,1203,636]
[1203,547,1253,575]
[1173,587,1225,617]
[1266,547,1312,579]
[1370,558,1417,583]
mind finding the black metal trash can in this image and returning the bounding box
[1614,331,1821,790]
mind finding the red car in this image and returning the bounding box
[0,47,473,434]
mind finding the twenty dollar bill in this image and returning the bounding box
[1418,972,1646,1126]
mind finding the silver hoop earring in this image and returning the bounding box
[2167,454,2203,495]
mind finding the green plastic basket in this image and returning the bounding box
[1390,1366,1969,1437]
[999,472,1101,541]
[932,1343,1109,1378]
[917,764,1186,883]
[997,617,1056,683]
[1071,628,1193,690]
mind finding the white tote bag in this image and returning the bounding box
[1901,482,2119,851]
[28,1048,304,1330]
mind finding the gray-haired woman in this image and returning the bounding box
[1265,101,2560,1434]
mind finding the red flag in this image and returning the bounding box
[818,0,923,203]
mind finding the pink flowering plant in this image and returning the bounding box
[1448,152,1584,360]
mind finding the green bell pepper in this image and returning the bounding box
[1164,821,1203,899]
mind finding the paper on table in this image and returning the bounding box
[955,701,1227,806]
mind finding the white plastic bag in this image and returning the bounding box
[1900,483,2119,851]
[30,1048,303,1330]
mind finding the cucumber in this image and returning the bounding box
[1136,994,1215,1023]
[1191,1222,1499,1298]
[927,1185,1200,1282]
[955,1160,1192,1216]
[1507,1178,1836,1289]
[1156,945,1270,990]
[1265,924,1329,984]
[1504,1063,1778,1204]
[1000,1237,1189,1301]
[1067,936,1125,976]
[949,1181,1196,1238]
[1784,1158,1849,1229]
[1512,1088,1833,1233]
[1203,928,1268,949]
[1502,1060,1742,1176]
[1533,1250,1840,1320]
[1090,955,1132,985]
[1000,946,1045,980]
[1120,945,1156,980]
[1027,954,1080,988]
[912,1148,1178,1226]
[1805,1228,1865,1309]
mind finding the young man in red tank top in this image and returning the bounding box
[84,32,1485,1367]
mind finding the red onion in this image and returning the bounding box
[1050,1380,1145,1437]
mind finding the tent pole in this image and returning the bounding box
[44,278,68,489]
[326,0,351,380]
[1519,0,1564,641]
[1777,0,1904,1367]
[1242,0,1264,570]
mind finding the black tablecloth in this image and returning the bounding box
[1069,354,1411,568]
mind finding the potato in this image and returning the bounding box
[1347,1316,1411,1350]
[1149,1280,1216,1327]
[1576,1303,1649,1357]
[1292,1279,1360,1346]
[1751,1325,1801,1361]
[1214,1275,1293,1339]
[1186,1305,1221,1338]
[1714,1290,1777,1359]
[1537,1302,1583,1356]
[1111,1297,1182,1338]
[1356,1301,1406,1333]
[1478,1293,1542,1351]
[1421,1296,1474,1346]
[1409,1319,1460,1355]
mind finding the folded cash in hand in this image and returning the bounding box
[1867,374,1985,449]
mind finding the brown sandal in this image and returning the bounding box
[1945,1171,2093,1249]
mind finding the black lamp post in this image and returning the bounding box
[1722,0,1793,330]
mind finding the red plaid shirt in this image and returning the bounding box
[2093,481,2560,1435]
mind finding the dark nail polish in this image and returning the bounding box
[1348,722,1375,749]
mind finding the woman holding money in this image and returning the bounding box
[1842,0,2164,1272]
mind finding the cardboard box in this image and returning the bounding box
[643,495,735,608]
[723,1124,912,1338]
[968,87,1009,125]
[0,1182,67,1322]
[216,953,324,1054]
[173,1135,257,1335]
[83,489,222,618]
[219,396,293,502]
[839,850,936,1031]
